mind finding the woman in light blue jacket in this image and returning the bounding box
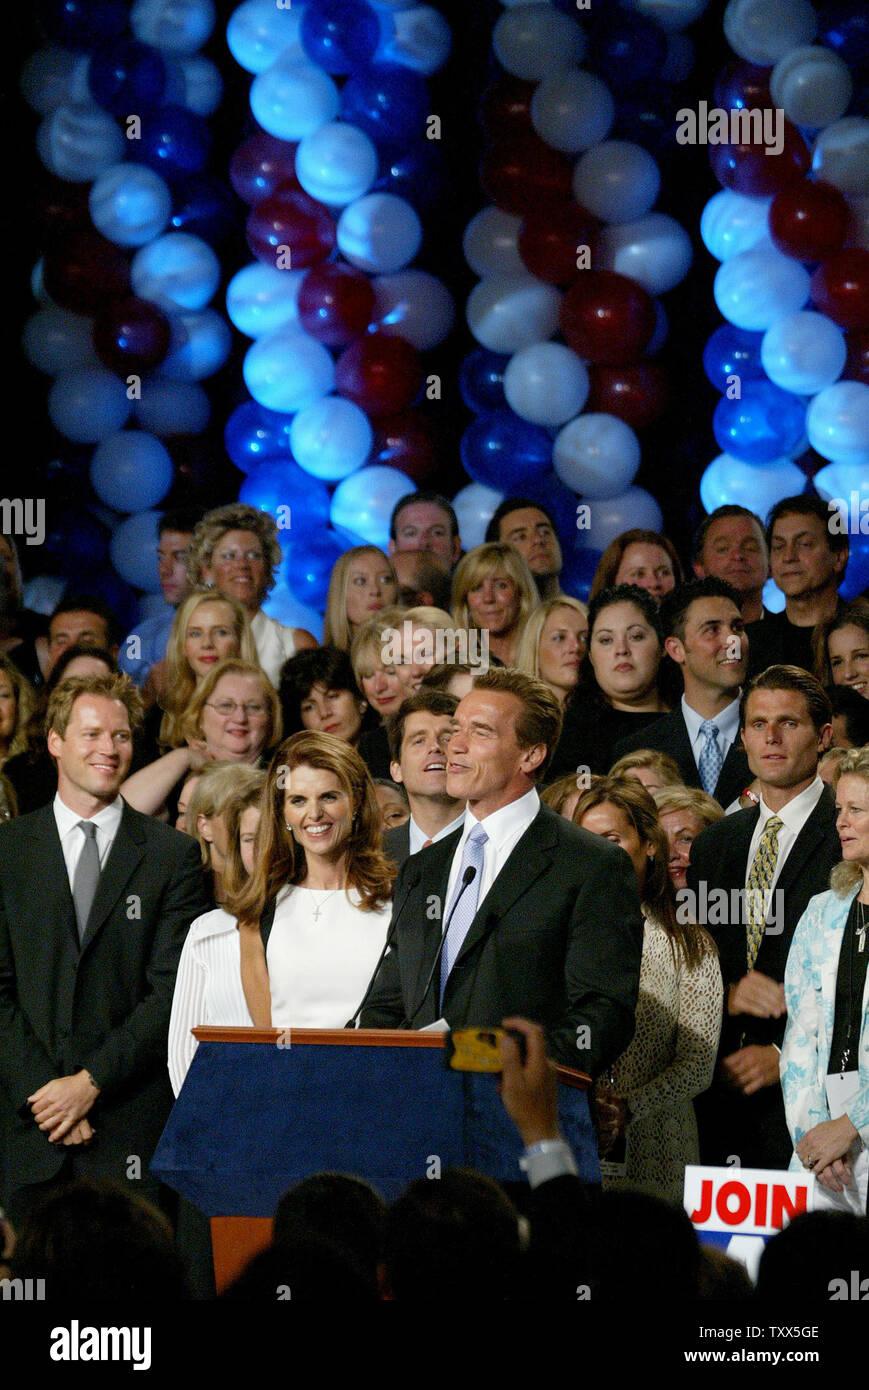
[781,748,869,1212]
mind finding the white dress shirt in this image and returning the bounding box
[681,693,741,772]
[744,775,825,892]
[167,907,252,1096]
[408,809,465,856]
[444,788,540,917]
[250,610,297,688]
[53,792,123,888]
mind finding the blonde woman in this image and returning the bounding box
[0,656,36,769]
[609,748,685,794]
[451,542,538,667]
[185,763,265,906]
[155,589,258,748]
[322,546,399,652]
[515,597,588,706]
[652,785,724,892]
[350,611,412,779]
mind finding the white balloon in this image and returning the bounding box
[573,142,661,225]
[723,0,816,67]
[226,262,305,338]
[179,54,223,115]
[553,413,641,498]
[813,462,869,505]
[700,190,773,262]
[131,0,217,54]
[466,275,562,354]
[761,311,847,396]
[290,396,373,481]
[625,0,709,30]
[599,213,693,295]
[377,5,452,74]
[811,118,869,198]
[36,102,125,182]
[131,232,221,311]
[250,56,340,141]
[371,271,455,350]
[227,0,304,74]
[156,309,232,380]
[89,164,172,247]
[243,326,335,412]
[22,308,98,375]
[714,245,810,331]
[295,122,379,207]
[463,206,524,278]
[581,487,663,551]
[531,68,615,154]
[700,452,806,513]
[337,194,422,274]
[806,381,869,467]
[452,482,505,551]
[19,46,78,114]
[503,343,589,427]
[770,46,852,130]
[492,4,585,81]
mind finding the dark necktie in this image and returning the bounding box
[73,821,101,942]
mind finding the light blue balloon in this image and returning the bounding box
[714,245,810,331]
[295,122,379,208]
[131,0,216,54]
[337,193,422,273]
[530,68,615,154]
[700,191,772,262]
[290,395,373,481]
[250,56,340,141]
[110,509,163,591]
[89,164,172,248]
[22,307,98,375]
[179,55,223,114]
[133,379,210,434]
[226,263,305,338]
[599,213,693,295]
[20,46,78,115]
[761,311,847,396]
[330,465,415,548]
[243,326,335,412]
[452,481,505,550]
[91,431,174,512]
[806,381,869,467]
[581,486,663,552]
[156,309,232,380]
[572,141,661,223]
[813,461,868,505]
[700,452,805,514]
[131,232,221,311]
[227,0,305,74]
[36,102,126,182]
[48,368,132,444]
[553,413,640,497]
[376,4,452,75]
[261,582,324,639]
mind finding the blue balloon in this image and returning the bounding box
[133,379,210,435]
[261,582,323,640]
[37,0,128,50]
[139,104,210,182]
[110,509,162,590]
[459,349,510,414]
[560,545,603,602]
[227,0,304,74]
[239,460,331,533]
[300,0,381,75]
[88,38,166,115]
[157,309,232,381]
[130,0,216,55]
[702,325,766,393]
[224,401,295,472]
[713,380,806,464]
[460,410,553,492]
[373,140,445,209]
[587,9,668,86]
[842,531,869,600]
[818,3,869,67]
[81,567,141,632]
[610,83,680,162]
[341,62,429,144]
[169,176,237,243]
[90,431,174,512]
[283,530,350,610]
[43,508,111,572]
[48,367,132,443]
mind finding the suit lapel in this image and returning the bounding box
[80,803,146,953]
[25,804,79,950]
[773,791,834,902]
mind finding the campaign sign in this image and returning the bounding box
[684,1166,815,1283]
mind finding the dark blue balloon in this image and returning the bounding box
[461,411,552,492]
[80,568,140,632]
[341,63,430,145]
[560,545,603,603]
[818,3,869,67]
[587,10,668,88]
[170,177,237,243]
[283,530,349,610]
[527,472,582,553]
[373,141,445,209]
[713,380,806,464]
[842,530,869,600]
[300,0,381,75]
[43,508,110,572]
[224,402,295,473]
[459,349,510,414]
[88,39,166,116]
[140,105,211,182]
[703,325,766,393]
[611,84,680,162]
[37,0,127,50]
[239,461,331,533]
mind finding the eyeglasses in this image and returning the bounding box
[213,548,265,565]
[205,700,268,718]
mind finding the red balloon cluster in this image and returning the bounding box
[246,185,335,268]
[336,333,423,416]
[560,272,657,366]
[769,180,850,263]
[297,263,374,346]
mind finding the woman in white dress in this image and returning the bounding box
[574,774,722,1204]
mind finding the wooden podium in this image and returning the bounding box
[151,1026,594,1291]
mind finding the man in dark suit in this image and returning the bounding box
[361,668,643,1075]
[383,690,464,869]
[613,577,751,808]
[686,666,838,1169]
[0,673,206,1223]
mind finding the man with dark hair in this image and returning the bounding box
[613,577,752,808]
[829,684,869,748]
[362,667,643,1075]
[0,673,206,1224]
[692,505,769,625]
[46,595,120,675]
[687,665,838,1169]
[485,498,563,601]
[388,491,462,568]
[118,506,204,688]
[748,495,849,677]
[384,691,464,867]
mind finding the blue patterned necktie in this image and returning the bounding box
[698,720,723,797]
[440,823,488,1004]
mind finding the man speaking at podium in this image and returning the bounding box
[360,669,643,1076]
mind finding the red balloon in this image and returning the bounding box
[713,60,774,112]
[559,272,656,366]
[518,203,599,286]
[297,263,374,346]
[371,410,441,482]
[42,230,131,314]
[31,173,91,239]
[811,249,869,331]
[769,180,850,263]
[230,131,300,205]
[479,134,573,216]
[709,118,809,197]
[335,333,422,417]
[246,184,335,268]
[586,361,670,431]
[479,76,536,139]
[844,330,869,386]
[93,295,172,375]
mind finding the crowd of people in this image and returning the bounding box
[0,483,867,1299]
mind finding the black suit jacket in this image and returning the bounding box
[0,800,207,1197]
[612,709,751,809]
[382,821,410,870]
[360,802,644,1076]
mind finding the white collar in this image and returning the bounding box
[681,693,742,748]
[460,786,540,848]
[756,776,825,835]
[408,810,466,854]
[53,791,123,839]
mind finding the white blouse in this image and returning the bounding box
[167,908,252,1097]
[250,610,297,687]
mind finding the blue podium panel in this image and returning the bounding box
[463,1073,601,1187]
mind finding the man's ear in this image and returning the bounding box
[47,727,62,760]
[818,722,833,754]
[389,760,404,785]
[832,546,849,578]
[664,634,685,665]
[520,742,547,775]
[692,560,705,579]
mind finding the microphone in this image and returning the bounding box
[404,865,477,1029]
[345,865,422,1029]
